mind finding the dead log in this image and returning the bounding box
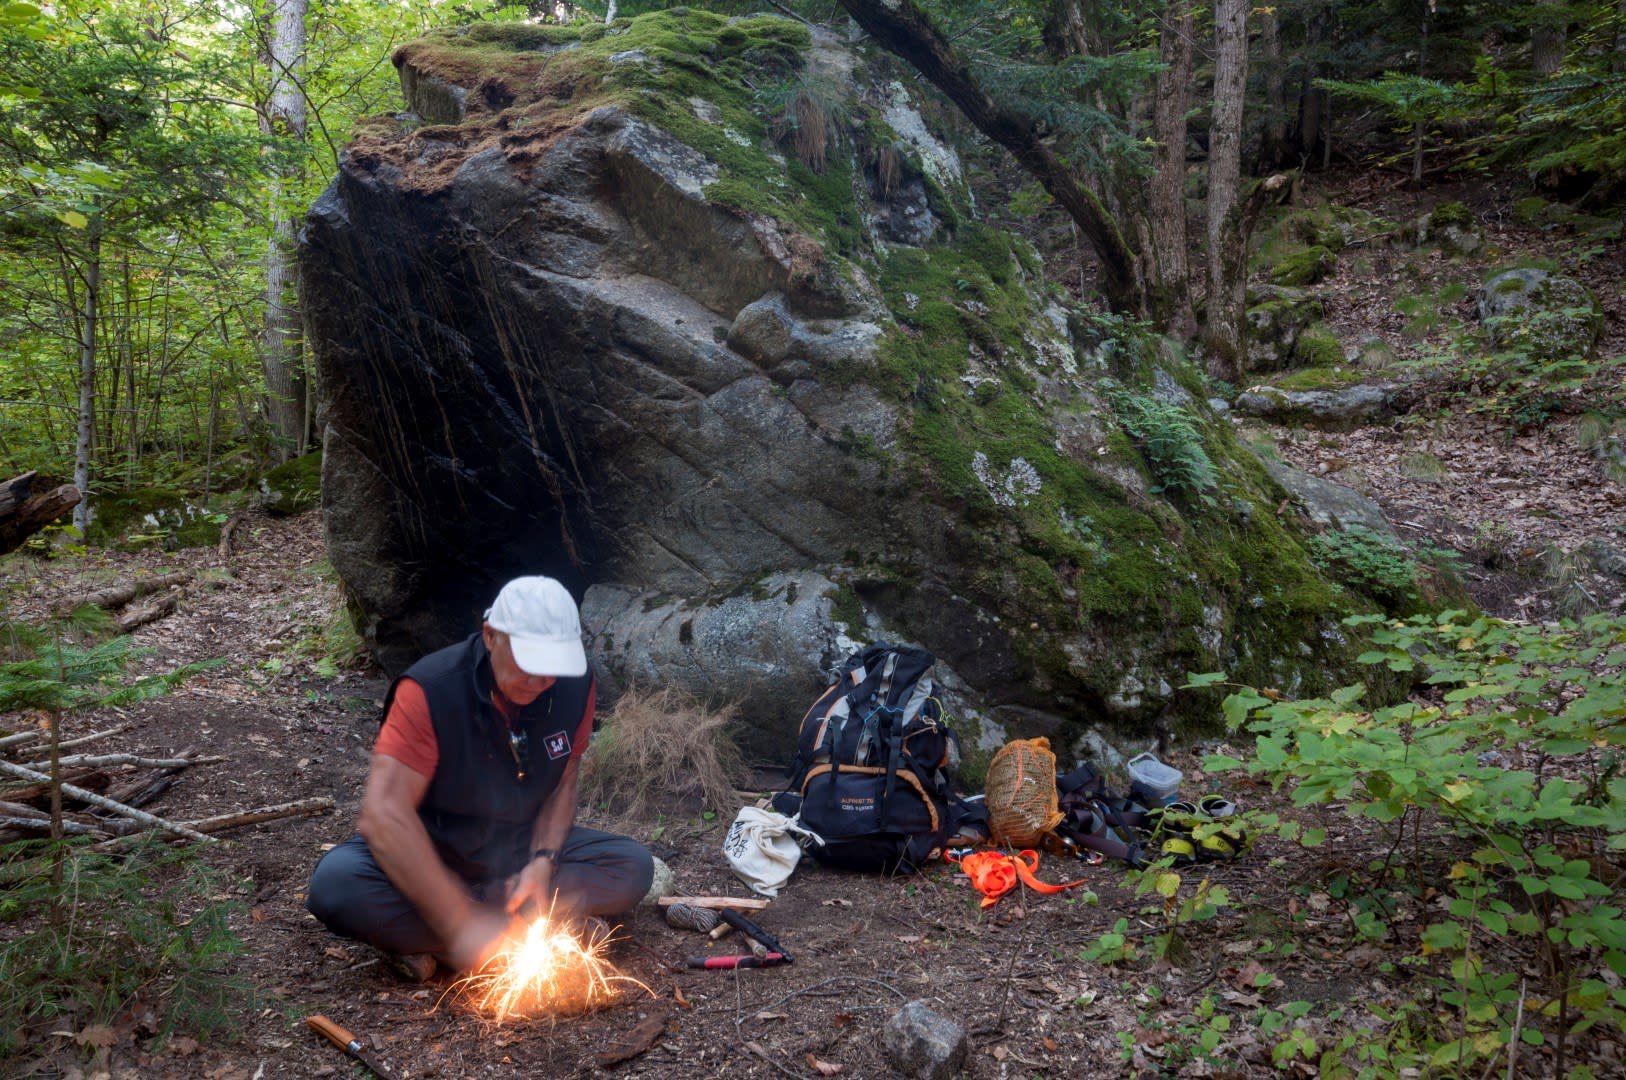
[0,721,138,758]
[101,744,201,809]
[1,767,110,804]
[0,816,107,840]
[217,511,244,559]
[18,752,223,773]
[116,591,181,633]
[0,471,81,555]
[52,571,194,616]
[93,797,335,850]
[181,796,334,833]
[0,800,107,842]
[0,759,214,843]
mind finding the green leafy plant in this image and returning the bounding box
[1306,525,1419,610]
[1192,609,1626,1078]
[1102,383,1217,503]
[1394,281,1467,341]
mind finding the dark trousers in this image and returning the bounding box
[305,826,655,956]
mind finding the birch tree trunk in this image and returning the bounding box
[1148,0,1195,341]
[1203,0,1249,382]
[72,228,102,534]
[260,0,309,462]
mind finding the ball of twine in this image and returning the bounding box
[665,903,719,933]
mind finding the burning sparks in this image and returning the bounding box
[446,913,648,1022]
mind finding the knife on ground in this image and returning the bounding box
[306,1014,399,1080]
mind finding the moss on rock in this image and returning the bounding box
[1269,245,1337,286]
[261,451,322,516]
[359,11,1404,741]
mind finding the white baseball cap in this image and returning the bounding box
[484,576,587,677]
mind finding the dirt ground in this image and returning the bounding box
[3,170,1624,1080]
[2,466,1621,1080]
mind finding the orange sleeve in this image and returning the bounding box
[374,678,438,779]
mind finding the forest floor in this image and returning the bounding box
[2,172,1625,1080]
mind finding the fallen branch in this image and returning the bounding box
[181,796,334,833]
[218,511,244,559]
[0,815,105,838]
[0,759,214,843]
[117,591,181,633]
[16,752,225,773]
[2,767,110,803]
[94,797,335,851]
[103,744,201,809]
[57,721,141,751]
[0,718,144,759]
[51,571,193,616]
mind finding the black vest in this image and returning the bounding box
[383,633,593,882]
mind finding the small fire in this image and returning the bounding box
[446,911,648,1022]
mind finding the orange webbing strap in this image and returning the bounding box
[945,849,1090,908]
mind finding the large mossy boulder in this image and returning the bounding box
[1476,268,1603,360]
[1244,284,1325,373]
[303,12,1398,758]
[260,451,322,516]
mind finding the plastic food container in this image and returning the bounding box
[1127,752,1182,806]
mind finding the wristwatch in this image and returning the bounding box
[530,847,560,865]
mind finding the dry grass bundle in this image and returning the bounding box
[579,686,745,830]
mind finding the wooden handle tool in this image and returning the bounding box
[306,1014,399,1080]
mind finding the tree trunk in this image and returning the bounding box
[1295,6,1329,166]
[1203,0,1250,383]
[1258,4,1290,168]
[0,472,82,555]
[1617,0,1626,74]
[1148,0,1196,341]
[73,229,101,534]
[1532,0,1567,76]
[259,0,309,462]
[1042,0,1099,59]
[834,0,1143,315]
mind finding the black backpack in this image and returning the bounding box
[777,643,966,873]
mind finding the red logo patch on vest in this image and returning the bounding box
[544,732,571,760]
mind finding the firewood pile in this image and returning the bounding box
[0,725,331,848]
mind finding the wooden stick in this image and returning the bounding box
[16,753,225,773]
[0,760,214,843]
[47,722,141,754]
[0,720,142,757]
[0,816,106,838]
[2,767,110,803]
[656,895,770,911]
[93,797,335,851]
[51,571,192,615]
[0,731,40,752]
[0,800,100,828]
[59,726,134,750]
[117,591,181,633]
[181,797,334,833]
[218,511,244,559]
[101,743,198,809]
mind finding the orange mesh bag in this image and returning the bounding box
[984,737,1063,847]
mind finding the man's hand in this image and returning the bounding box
[443,906,524,973]
[504,856,555,918]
